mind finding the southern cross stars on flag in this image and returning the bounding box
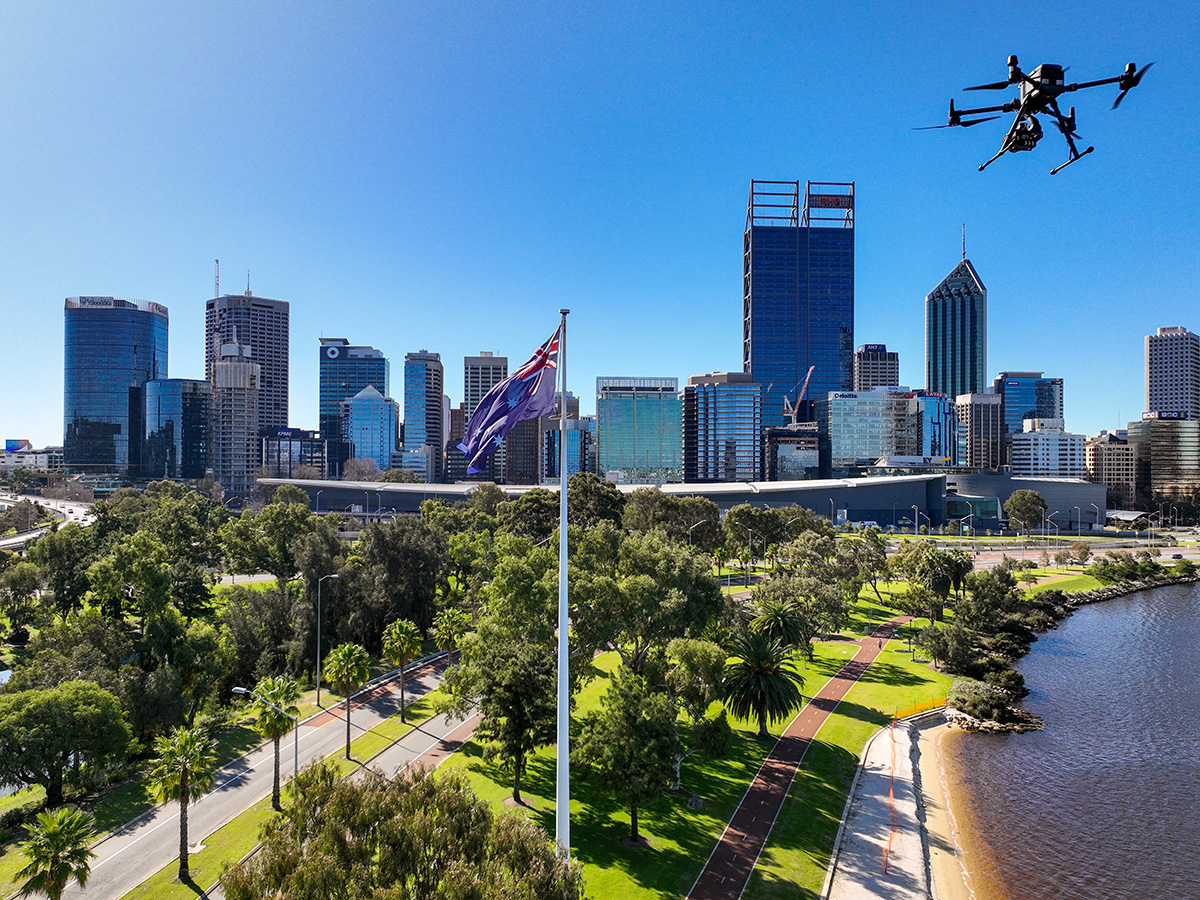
[457,326,561,475]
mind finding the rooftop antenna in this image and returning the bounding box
[245,270,252,297]
[962,224,966,261]
[215,259,220,298]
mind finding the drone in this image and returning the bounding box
[919,55,1153,174]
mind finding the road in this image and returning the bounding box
[60,659,465,900]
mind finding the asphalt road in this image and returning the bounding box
[60,661,460,900]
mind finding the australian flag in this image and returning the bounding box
[458,326,561,475]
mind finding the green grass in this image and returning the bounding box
[440,646,869,900]
[1025,572,1103,594]
[744,640,952,900]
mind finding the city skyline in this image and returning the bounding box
[2,3,1192,447]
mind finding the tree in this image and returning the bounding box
[467,482,508,516]
[222,764,584,900]
[575,668,680,842]
[341,457,381,481]
[1072,541,1092,565]
[496,488,559,543]
[621,489,721,550]
[15,807,96,900]
[149,726,217,882]
[221,501,317,586]
[0,682,131,807]
[566,472,626,528]
[432,606,471,664]
[245,676,300,810]
[27,524,93,620]
[723,631,804,738]
[382,619,423,722]
[749,574,845,659]
[323,643,370,758]
[1004,489,1047,534]
[446,632,556,804]
[352,517,448,640]
[662,638,730,789]
[377,467,421,482]
[0,560,42,635]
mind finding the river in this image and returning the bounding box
[942,582,1200,899]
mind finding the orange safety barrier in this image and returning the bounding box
[891,695,947,722]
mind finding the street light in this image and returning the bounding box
[1073,506,1082,538]
[737,524,759,587]
[1090,502,1101,533]
[687,519,710,545]
[233,686,299,780]
[315,490,323,514]
[316,573,339,705]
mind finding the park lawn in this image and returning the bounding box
[744,639,952,900]
[440,645,858,900]
[1026,572,1103,594]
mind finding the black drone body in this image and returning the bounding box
[920,55,1153,174]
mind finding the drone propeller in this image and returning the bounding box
[913,116,1001,131]
[964,80,1010,91]
[1113,62,1154,108]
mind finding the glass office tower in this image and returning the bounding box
[743,181,854,429]
[992,372,1064,434]
[682,372,762,482]
[64,297,169,474]
[595,377,682,483]
[144,379,211,479]
[926,259,987,398]
[403,350,444,481]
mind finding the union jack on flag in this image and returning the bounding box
[457,325,562,475]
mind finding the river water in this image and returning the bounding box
[942,583,1200,900]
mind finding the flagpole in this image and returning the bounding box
[555,308,570,856]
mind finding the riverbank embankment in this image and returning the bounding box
[822,712,971,900]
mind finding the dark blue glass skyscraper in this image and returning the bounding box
[144,378,211,479]
[64,296,169,474]
[743,181,854,429]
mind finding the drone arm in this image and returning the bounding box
[956,101,1018,116]
[1063,75,1123,92]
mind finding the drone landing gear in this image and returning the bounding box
[1050,145,1094,175]
[978,147,1007,172]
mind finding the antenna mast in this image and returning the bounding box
[215,259,220,298]
[962,224,966,261]
[245,270,251,297]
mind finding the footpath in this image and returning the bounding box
[686,618,905,900]
[53,659,470,900]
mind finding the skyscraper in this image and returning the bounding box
[926,258,987,398]
[854,344,900,390]
[402,350,444,482]
[743,180,854,429]
[341,386,400,472]
[205,291,289,434]
[144,379,211,480]
[1145,326,1200,417]
[955,392,1004,469]
[682,372,762,483]
[209,341,260,502]
[64,296,169,474]
[595,377,682,483]
[318,339,390,439]
[992,372,1064,435]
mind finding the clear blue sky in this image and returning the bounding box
[2,1,1195,448]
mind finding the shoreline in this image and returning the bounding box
[822,715,978,900]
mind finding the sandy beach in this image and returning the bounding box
[822,715,977,900]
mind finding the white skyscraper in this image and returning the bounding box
[1146,326,1200,417]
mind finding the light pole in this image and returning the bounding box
[232,686,298,781]
[316,573,339,705]
[737,524,758,587]
[1073,506,1081,538]
[1090,502,1101,534]
[315,490,323,514]
[687,518,710,546]
[829,498,837,527]
[912,504,919,535]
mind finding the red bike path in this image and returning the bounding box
[686,617,908,900]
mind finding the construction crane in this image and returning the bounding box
[782,366,816,425]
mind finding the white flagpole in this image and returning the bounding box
[555,308,570,855]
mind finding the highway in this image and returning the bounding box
[59,659,471,900]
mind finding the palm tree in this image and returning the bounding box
[750,597,806,649]
[382,619,423,723]
[149,726,217,882]
[432,607,471,667]
[324,642,370,757]
[724,631,805,738]
[247,676,300,810]
[713,547,728,587]
[15,807,96,900]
